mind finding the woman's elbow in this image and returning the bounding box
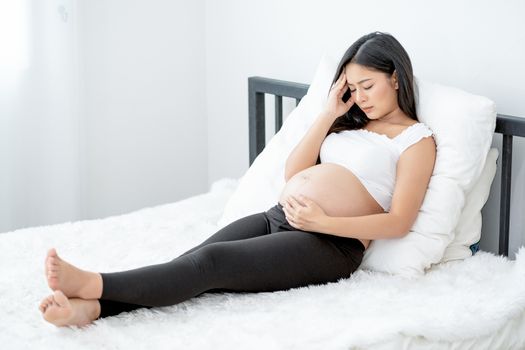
[284,166,300,182]
[396,227,410,238]
[390,214,413,238]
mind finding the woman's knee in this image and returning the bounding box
[187,242,229,275]
[175,213,268,259]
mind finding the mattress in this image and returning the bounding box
[1,178,524,349]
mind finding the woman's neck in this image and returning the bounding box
[374,107,410,125]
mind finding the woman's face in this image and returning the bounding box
[344,63,399,121]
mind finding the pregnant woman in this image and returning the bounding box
[39,31,436,327]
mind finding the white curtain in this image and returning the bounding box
[0,0,80,233]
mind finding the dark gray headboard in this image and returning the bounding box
[248,75,525,257]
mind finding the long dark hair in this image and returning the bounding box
[327,31,417,135]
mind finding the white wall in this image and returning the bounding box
[0,0,81,232]
[205,0,525,257]
[1,0,208,232]
[77,0,208,220]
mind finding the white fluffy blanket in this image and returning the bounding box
[1,179,525,349]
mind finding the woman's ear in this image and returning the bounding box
[392,70,399,90]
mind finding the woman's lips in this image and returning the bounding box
[362,106,373,113]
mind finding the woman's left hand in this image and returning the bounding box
[282,195,327,232]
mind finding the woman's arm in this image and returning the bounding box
[321,135,436,239]
[284,135,437,240]
[284,113,335,182]
[285,70,354,182]
[318,212,406,240]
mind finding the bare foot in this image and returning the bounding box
[39,290,100,327]
[45,248,102,299]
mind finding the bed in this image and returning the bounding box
[1,76,525,349]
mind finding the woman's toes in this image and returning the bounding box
[41,291,84,327]
[40,302,50,313]
[53,290,68,306]
[47,258,58,269]
[39,296,53,313]
[48,248,58,258]
[45,249,60,268]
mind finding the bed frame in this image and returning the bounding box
[248,76,525,257]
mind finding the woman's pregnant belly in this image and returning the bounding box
[278,163,385,250]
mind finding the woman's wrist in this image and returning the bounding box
[319,110,339,123]
[320,110,335,119]
[314,214,332,234]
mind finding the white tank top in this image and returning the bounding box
[319,122,434,212]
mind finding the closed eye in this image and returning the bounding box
[348,85,374,93]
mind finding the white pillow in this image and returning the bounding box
[440,148,499,263]
[218,51,496,277]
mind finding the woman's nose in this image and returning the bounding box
[355,90,367,103]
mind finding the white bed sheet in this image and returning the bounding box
[1,178,524,350]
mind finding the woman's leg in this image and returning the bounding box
[43,205,365,323]
[98,212,273,317]
[99,230,363,316]
[44,211,274,319]
[176,211,272,257]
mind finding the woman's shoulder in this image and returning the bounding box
[393,117,433,136]
[407,121,433,134]
[397,121,435,153]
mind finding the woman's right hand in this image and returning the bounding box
[322,69,355,121]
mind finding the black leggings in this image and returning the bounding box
[98,203,365,318]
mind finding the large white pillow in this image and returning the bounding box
[218,51,496,277]
[440,147,499,263]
